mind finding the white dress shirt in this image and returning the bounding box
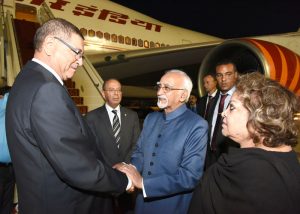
[210,86,236,142]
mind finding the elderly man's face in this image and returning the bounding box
[156,73,186,113]
[52,33,84,80]
[101,79,122,109]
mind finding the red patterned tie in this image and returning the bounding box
[211,94,228,151]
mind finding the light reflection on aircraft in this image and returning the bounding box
[2,0,300,98]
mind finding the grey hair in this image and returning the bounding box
[34,18,84,51]
[165,69,193,102]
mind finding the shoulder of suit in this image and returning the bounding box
[185,109,208,124]
[199,95,207,101]
[85,105,106,117]
[120,106,136,114]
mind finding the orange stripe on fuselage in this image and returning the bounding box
[276,46,288,86]
[289,54,300,94]
[250,40,276,80]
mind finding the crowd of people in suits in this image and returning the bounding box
[1,18,300,214]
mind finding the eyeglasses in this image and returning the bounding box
[155,82,185,93]
[54,36,83,60]
[104,89,122,94]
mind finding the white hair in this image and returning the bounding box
[165,69,193,102]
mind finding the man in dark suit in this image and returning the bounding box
[204,59,240,169]
[6,18,129,214]
[85,78,140,213]
[198,74,218,119]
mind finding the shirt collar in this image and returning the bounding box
[105,103,120,112]
[32,58,64,85]
[209,89,218,97]
[164,104,187,121]
[221,86,236,96]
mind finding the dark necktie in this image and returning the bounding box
[211,94,228,151]
[112,110,121,148]
[204,95,213,120]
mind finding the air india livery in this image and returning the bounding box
[1,0,299,103]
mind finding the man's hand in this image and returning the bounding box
[113,162,135,193]
[112,162,126,171]
[114,163,143,189]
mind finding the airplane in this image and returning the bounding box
[1,2,299,208]
[1,0,300,114]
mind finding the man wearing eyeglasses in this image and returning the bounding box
[85,78,140,213]
[6,18,130,214]
[114,70,208,214]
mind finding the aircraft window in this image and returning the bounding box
[138,39,143,47]
[111,34,117,42]
[77,27,168,48]
[144,40,149,48]
[96,31,103,39]
[104,32,111,41]
[80,28,87,37]
[118,35,124,44]
[132,38,137,46]
[125,37,131,45]
[88,30,95,37]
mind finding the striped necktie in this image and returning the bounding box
[112,110,121,148]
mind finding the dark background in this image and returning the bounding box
[111,0,300,38]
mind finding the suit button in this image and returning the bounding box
[158,134,161,138]
[148,171,151,175]
[155,143,158,147]
[150,162,154,166]
[152,152,156,156]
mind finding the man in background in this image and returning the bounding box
[204,59,239,169]
[85,78,140,213]
[0,86,14,214]
[198,74,218,119]
[187,93,200,114]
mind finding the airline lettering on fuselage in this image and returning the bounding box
[18,0,162,32]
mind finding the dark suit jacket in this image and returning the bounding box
[204,91,239,169]
[84,105,140,213]
[198,95,208,118]
[6,61,128,214]
[85,105,140,167]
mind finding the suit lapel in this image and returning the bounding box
[119,107,127,149]
[97,106,114,136]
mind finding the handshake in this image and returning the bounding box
[113,162,142,193]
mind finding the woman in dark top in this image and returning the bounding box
[189,72,300,214]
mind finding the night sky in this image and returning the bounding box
[111,0,300,39]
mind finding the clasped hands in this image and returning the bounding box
[113,162,142,192]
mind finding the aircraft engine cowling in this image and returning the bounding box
[198,38,300,96]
